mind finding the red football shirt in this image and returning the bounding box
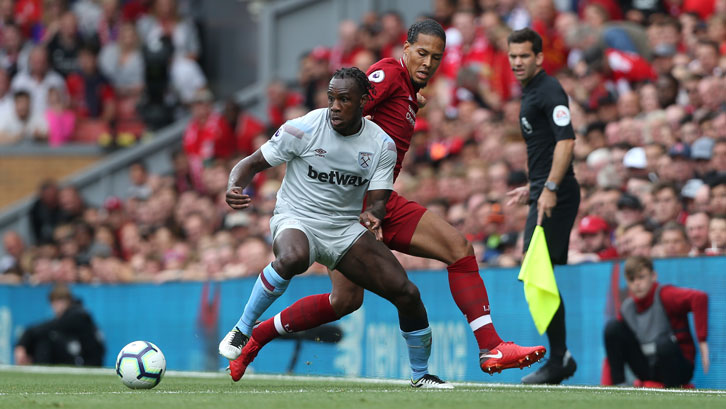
[440,34,489,80]
[183,112,236,160]
[235,113,266,156]
[532,19,568,75]
[620,282,708,363]
[605,49,658,84]
[364,58,418,181]
[267,92,303,129]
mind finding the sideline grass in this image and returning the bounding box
[0,367,723,409]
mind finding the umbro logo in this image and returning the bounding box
[314,148,327,157]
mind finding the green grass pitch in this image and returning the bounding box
[0,366,723,409]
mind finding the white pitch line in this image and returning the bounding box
[0,365,723,396]
[0,390,381,396]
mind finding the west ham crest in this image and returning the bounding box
[358,152,373,169]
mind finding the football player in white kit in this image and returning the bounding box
[219,67,451,388]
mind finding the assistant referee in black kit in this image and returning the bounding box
[505,28,580,384]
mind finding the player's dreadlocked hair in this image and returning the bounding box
[407,19,446,45]
[332,67,374,96]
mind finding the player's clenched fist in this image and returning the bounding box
[359,211,383,241]
[226,187,252,210]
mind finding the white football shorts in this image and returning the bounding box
[269,213,368,270]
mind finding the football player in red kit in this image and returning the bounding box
[230,19,545,381]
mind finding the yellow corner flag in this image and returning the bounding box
[518,226,561,335]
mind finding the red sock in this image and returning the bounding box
[251,293,339,346]
[447,255,502,351]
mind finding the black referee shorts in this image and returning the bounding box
[523,178,580,266]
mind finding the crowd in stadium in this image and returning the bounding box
[2,0,726,285]
[0,0,204,147]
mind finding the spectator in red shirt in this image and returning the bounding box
[183,88,235,163]
[482,21,518,104]
[578,214,619,260]
[604,256,709,387]
[14,0,41,39]
[584,46,657,93]
[380,11,407,59]
[265,80,302,129]
[683,0,715,20]
[299,47,331,110]
[122,0,151,22]
[66,42,115,123]
[579,0,623,22]
[441,10,515,109]
[220,98,265,157]
[440,9,488,81]
[530,0,568,74]
[328,19,364,70]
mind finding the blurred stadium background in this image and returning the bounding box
[0,0,724,390]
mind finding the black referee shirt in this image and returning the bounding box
[519,70,576,198]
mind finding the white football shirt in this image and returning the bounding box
[260,108,397,224]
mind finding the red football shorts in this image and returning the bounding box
[380,191,427,253]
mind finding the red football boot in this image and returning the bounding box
[480,341,546,374]
[229,337,262,381]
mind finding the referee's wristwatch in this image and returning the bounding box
[544,181,559,192]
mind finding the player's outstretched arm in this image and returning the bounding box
[226,150,272,210]
[360,189,392,241]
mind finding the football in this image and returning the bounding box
[115,341,166,389]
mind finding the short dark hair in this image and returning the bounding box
[623,222,647,234]
[624,255,654,280]
[653,181,678,197]
[507,28,543,55]
[39,179,57,191]
[407,19,446,44]
[652,15,681,31]
[331,67,373,96]
[382,10,404,23]
[709,174,726,189]
[49,283,73,302]
[130,161,147,172]
[656,221,689,244]
[13,90,30,100]
[74,220,94,237]
[80,39,100,56]
[698,39,719,54]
